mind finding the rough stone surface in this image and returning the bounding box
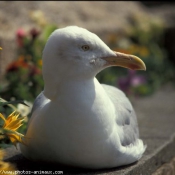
[152,157,175,175]
[1,1,175,78]
[3,85,175,175]
[1,1,175,80]
[0,1,160,79]
[0,1,149,39]
[1,2,175,174]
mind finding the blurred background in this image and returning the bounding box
[0,1,175,147]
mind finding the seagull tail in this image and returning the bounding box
[118,139,146,166]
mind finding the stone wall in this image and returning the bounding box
[1,2,175,80]
[152,157,175,175]
[0,1,151,80]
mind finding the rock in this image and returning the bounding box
[0,1,149,39]
[152,157,175,175]
[0,1,150,79]
[3,86,175,175]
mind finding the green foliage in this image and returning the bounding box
[1,14,173,103]
[0,24,57,103]
[0,23,57,147]
[0,13,175,148]
[97,14,175,96]
[0,98,28,148]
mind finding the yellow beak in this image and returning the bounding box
[102,51,146,71]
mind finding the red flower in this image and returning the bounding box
[16,28,26,47]
[6,56,29,72]
[30,28,40,40]
[29,65,41,76]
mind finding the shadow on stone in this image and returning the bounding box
[4,150,138,174]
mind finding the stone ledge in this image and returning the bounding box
[3,134,175,175]
[0,1,170,80]
[152,156,175,175]
[3,85,175,175]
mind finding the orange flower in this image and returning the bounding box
[107,33,118,44]
[0,111,25,147]
[128,44,139,54]
[6,55,29,72]
[114,48,131,54]
[0,111,24,131]
[139,46,149,57]
[38,59,42,67]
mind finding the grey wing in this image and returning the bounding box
[102,84,139,146]
[31,91,49,114]
[28,91,50,127]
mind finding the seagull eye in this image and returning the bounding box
[81,45,90,51]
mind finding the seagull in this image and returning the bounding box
[20,26,146,169]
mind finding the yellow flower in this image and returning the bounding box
[30,10,47,27]
[38,59,42,67]
[0,47,2,50]
[0,149,16,172]
[139,46,149,57]
[129,44,139,54]
[0,111,24,131]
[107,33,118,44]
[0,111,25,147]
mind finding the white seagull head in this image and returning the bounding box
[42,26,146,100]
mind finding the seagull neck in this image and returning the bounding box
[54,77,96,100]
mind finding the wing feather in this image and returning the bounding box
[102,84,139,146]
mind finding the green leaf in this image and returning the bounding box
[42,24,58,42]
[0,100,29,107]
[0,97,16,110]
